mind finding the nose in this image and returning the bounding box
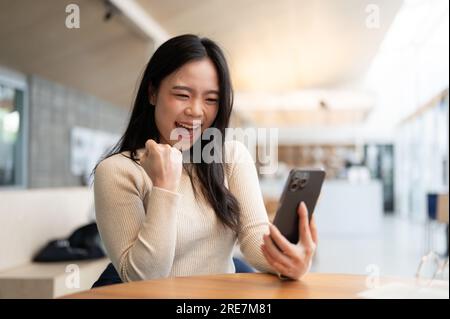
[185,99,203,118]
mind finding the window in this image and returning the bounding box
[0,70,27,187]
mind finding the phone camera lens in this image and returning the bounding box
[289,182,299,192]
[290,172,309,191]
[299,178,308,188]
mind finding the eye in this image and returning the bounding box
[175,94,189,100]
[206,98,218,105]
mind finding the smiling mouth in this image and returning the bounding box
[174,121,202,140]
[175,121,201,131]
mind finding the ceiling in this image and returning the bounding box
[0,0,403,127]
[0,0,154,108]
[138,0,402,92]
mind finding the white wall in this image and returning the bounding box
[0,187,94,271]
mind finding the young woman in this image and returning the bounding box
[93,34,318,285]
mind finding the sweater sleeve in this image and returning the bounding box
[94,155,181,282]
[225,141,276,274]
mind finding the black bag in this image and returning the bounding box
[33,222,105,262]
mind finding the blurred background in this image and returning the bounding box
[0,0,448,298]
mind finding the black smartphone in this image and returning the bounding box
[272,169,326,244]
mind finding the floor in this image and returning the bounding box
[311,215,449,278]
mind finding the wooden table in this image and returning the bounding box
[64,273,412,299]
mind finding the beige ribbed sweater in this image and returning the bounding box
[94,140,275,282]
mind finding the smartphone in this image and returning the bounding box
[272,169,326,244]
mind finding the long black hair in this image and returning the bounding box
[93,34,241,233]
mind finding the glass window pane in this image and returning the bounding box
[0,84,24,186]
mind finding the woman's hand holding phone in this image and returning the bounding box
[261,202,318,280]
[140,139,183,192]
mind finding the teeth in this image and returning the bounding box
[176,122,201,130]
